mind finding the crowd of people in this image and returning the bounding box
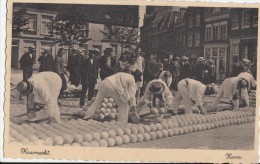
[16,45,257,124]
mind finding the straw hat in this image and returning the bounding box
[149,81,165,94]
[198,57,205,62]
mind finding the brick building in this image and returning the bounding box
[140,6,258,80]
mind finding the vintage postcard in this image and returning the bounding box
[4,0,260,162]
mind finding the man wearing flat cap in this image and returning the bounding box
[19,46,36,100]
[180,56,192,80]
[38,47,54,72]
[79,49,98,107]
[195,57,209,83]
[16,71,62,123]
[99,47,116,80]
[136,71,173,118]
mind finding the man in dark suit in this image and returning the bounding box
[144,54,159,84]
[67,49,84,87]
[38,47,54,72]
[80,49,98,107]
[19,46,36,100]
[180,56,192,80]
[99,48,116,80]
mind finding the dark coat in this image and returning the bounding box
[99,55,116,80]
[195,62,209,82]
[38,53,54,72]
[19,52,34,80]
[145,58,159,82]
[180,61,192,79]
[231,63,244,77]
[67,53,84,86]
[80,58,98,86]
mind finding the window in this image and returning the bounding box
[233,44,239,63]
[188,17,193,27]
[182,34,185,46]
[41,15,53,35]
[195,31,200,46]
[242,10,250,28]
[80,24,89,37]
[220,24,227,39]
[205,26,212,40]
[195,15,200,26]
[187,32,193,47]
[213,48,218,57]
[213,8,221,13]
[104,25,112,39]
[213,25,219,40]
[242,45,248,59]
[232,15,239,30]
[24,14,37,35]
[253,12,258,27]
[205,48,211,59]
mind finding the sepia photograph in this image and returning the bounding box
[4,0,259,163]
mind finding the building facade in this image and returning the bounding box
[12,7,137,69]
[140,6,258,81]
[12,7,57,69]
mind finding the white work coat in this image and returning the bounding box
[84,72,137,123]
[136,79,173,114]
[237,72,256,106]
[212,77,239,110]
[27,72,62,122]
[173,78,206,114]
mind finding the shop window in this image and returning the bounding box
[242,45,248,59]
[242,10,250,28]
[213,48,218,57]
[205,48,211,59]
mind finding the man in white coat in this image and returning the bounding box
[17,72,62,123]
[83,71,139,124]
[211,77,249,110]
[136,71,173,115]
[237,72,256,107]
[172,78,217,115]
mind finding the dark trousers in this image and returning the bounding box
[171,75,179,91]
[23,69,33,81]
[80,82,95,106]
[59,73,67,93]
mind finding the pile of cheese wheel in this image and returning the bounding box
[249,90,256,100]
[92,95,118,121]
[9,109,255,147]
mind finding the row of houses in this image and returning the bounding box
[140,7,258,80]
[12,6,138,69]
